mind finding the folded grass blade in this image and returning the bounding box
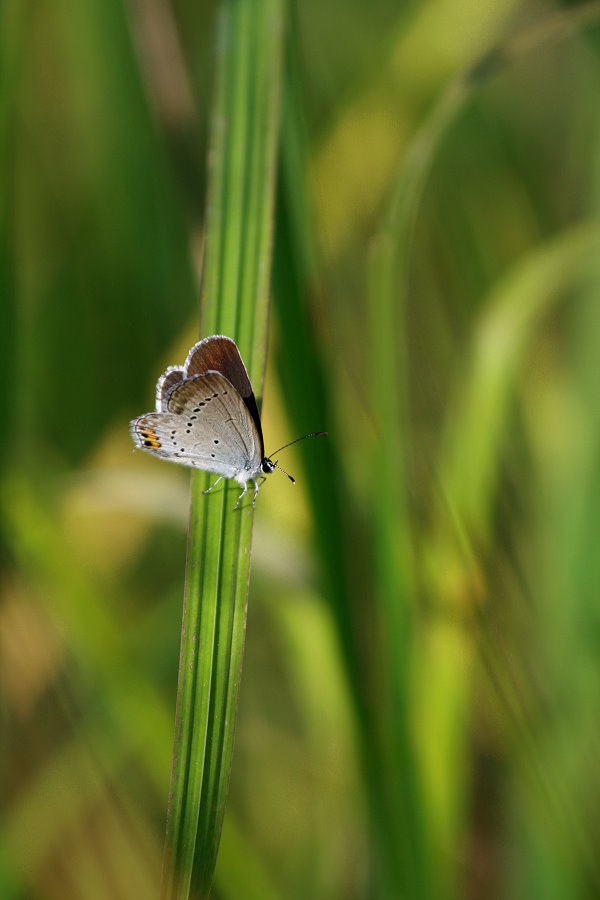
[161,2,284,897]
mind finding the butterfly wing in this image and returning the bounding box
[155,336,253,413]
[184,335,252,392]
[130,371,262,479]
[155,366,184,411]
[183,335,265,456]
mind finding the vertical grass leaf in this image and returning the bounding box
[367,4,600,897]
[161,1,285,897]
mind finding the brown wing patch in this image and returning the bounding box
[184,335,253,399]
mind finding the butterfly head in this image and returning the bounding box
[262,432,327,486]
[262,456,295,484]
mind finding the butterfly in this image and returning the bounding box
[130,334,325,508]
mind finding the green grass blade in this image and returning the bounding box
[0,0,24,468]
[273,51,359,696]
[434,221,600,883]
[437,219,600,548]
[365,5,600,897]
[161,2,284,897]
[275,38,433,896]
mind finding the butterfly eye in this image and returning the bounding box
[262,459,276,474]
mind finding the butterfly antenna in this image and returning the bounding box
[274,461,296,485]
[268,431,327,457]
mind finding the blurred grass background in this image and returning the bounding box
[3,0,600,898]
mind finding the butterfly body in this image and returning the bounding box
[130,336,274,507]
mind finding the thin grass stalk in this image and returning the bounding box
[276,35,434,895]
[273,47,362,702]
[368,4,600,896]
[274,48,402,894]
[365,236,433,900]
[438,220,600,890]
[0,0,26,466]
[161,1,284,897]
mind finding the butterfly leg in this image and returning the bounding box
[251,477,266,507]
[202,476,224,496]
[234,482,248,510]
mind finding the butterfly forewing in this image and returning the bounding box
[184,335,265,456]
[131,371,262,478]
[184,335,253,397]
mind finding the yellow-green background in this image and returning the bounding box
[3,1,600,898]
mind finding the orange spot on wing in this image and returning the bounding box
[141,427,162,449]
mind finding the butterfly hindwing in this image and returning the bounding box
[155,366,184,412]
[130,411,239,477]
[131,371,261,478]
